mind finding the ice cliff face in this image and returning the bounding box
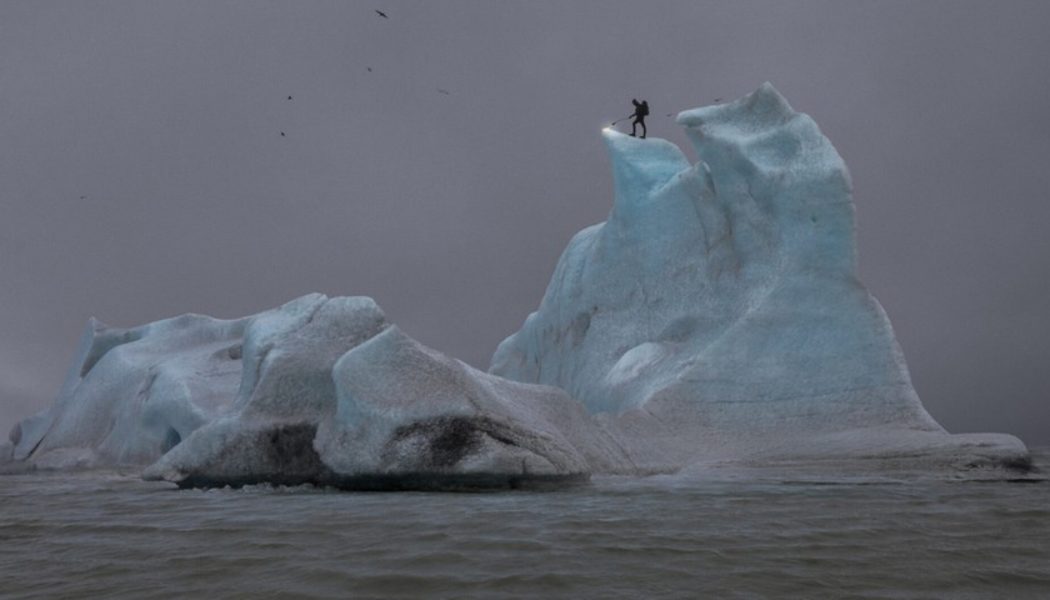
[3,83,1031,486]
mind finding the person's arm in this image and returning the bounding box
[632,99,640,107]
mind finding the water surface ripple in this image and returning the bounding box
[2,450,1048,599]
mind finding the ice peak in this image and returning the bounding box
[601,128,690,212]
[677,81,795,131]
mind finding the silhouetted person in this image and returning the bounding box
[631,99,649,138]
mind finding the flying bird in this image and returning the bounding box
[79,195,87,200]
[375,9,388,18]
[287,95,293,100]
[367,67,373,72]
[280,131,286,137]
[714,97,723,102]
[437,88,450,95]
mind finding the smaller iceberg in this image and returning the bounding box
[146,323,631,489]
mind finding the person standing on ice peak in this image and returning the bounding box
[630,99,649,138]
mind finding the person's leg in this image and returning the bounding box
[631,118,639,136]
[640,119,646,139]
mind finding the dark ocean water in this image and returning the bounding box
[2,449,1048,599]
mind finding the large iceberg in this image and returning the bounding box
[491,83,1029,474]
[3,83,1032,486]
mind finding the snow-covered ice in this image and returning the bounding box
[5,83,1033,486]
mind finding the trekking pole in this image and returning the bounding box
[609,114,634,126]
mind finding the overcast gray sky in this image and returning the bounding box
[1,1,1047,445]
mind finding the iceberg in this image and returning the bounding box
[490,83,1029,474]
[4,83,1032,486]
[146,323,631,489]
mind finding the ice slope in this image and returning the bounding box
[311,326,630,487]
[8,312,248,469]
[490,83,1029,471]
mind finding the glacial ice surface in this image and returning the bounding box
[5,83,1032,486]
